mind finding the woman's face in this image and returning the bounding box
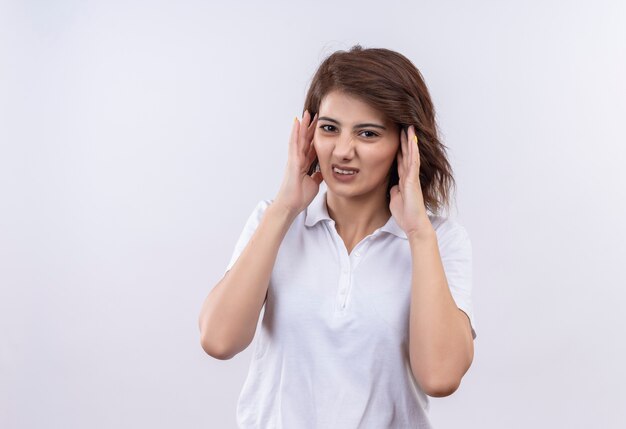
[313,90,400,199]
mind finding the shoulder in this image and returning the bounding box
[428,214,471,249]
[255,198,274,212]
[247,198,274,219]
[233,199,275,235]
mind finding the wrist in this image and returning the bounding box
[268,199,299,222]
[406,224,436,243]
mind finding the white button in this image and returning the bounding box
[354,251,360,257]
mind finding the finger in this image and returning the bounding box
[413,127,420,165]
[311,170,324,186]
[305,140,317,169]
[397,149,405,181]
[397,130,404,181]
[290,116,300,160]
[408,126,413,173]
[409,125,419,176]
[298,110,311,156]
[389,184,400,198]
[401,127,410,176]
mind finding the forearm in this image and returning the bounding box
[407,227,473,396]
[199,202,297,359]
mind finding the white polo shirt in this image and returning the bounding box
[224,187,477,429]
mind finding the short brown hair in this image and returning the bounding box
[303,44,457,216]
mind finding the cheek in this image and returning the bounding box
[386,144,400,163]
[312,142,320,157]
[313,139,331,157]
[364,146,396,165]
[370,150,398,176]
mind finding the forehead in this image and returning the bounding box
[318,90,386,122]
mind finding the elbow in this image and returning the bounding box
[200,333,236,360]
[198,304,237,360]
[410,359,463,397]
[421,375,461,398]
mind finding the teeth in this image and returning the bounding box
[333,167,356,175]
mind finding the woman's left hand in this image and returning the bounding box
[389,125,433,238]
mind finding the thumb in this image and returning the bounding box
[311,171,324,186]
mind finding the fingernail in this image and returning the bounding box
[414,135,418,143]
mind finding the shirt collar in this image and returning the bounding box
[304,189,408,240]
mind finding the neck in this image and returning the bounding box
[325,185,391,237]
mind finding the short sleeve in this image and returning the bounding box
[435,219,477,340]
[224,199,273,275]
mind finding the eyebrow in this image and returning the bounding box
[318,116,387,130]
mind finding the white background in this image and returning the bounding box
[1,0,625,428]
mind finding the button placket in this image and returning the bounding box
[337,262,350,309]
[325,219,377,312]
[350,240,370,270]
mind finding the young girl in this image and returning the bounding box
[199,45,477,428]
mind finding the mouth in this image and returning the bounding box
[331,166,359,182]
[331,164,359,174]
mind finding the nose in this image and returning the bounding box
[333,133,356,160]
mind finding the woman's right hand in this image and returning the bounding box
[273,109,324,216]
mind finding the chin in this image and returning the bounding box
[326,184,370,198]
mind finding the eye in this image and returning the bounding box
[360,130,379,138]
[319,125,379,138]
